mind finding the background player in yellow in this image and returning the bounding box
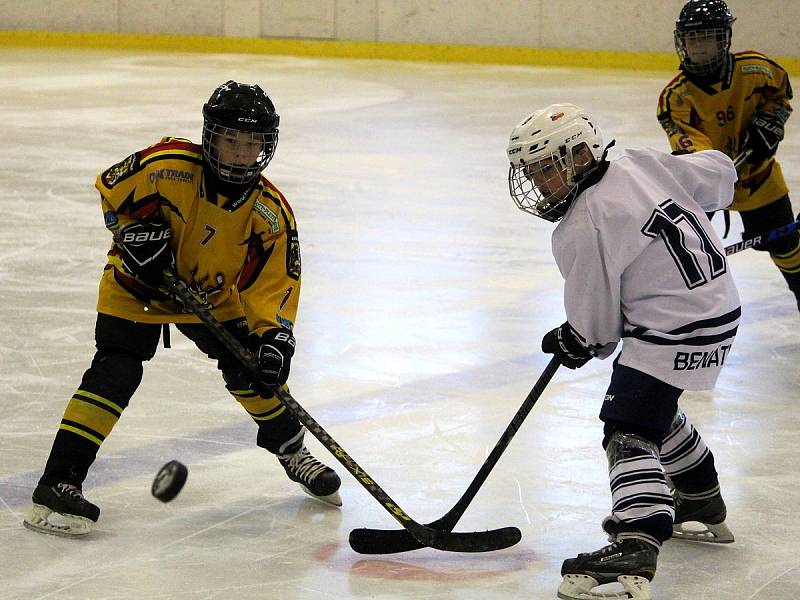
[658,0,800,311]
[24,81,341,538]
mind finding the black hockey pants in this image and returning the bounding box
[599,363,720,542]
[39,313,302,488]
[740,194,800,304]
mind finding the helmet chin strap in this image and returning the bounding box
[566,140,614,187]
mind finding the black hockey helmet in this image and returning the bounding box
[202,80,280,185]
[674,0,736,76]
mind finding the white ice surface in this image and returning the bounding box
[1,48,798,600]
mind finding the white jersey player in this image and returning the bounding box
[507,104,738,600]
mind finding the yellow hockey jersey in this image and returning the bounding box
[657,51,793,212]
[95,137,300,336]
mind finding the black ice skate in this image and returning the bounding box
[672,486,734,543]
[23,482,100,537]
[278,445,342,507]
[557,532,659,600]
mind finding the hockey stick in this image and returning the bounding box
[161,270,521,553]
[348,356,560,554]
[723,219,800,256]
[732,149,752,170]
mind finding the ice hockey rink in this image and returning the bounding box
[1,47,798,600]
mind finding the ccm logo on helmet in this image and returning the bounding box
[565,131,583,143]
[121,229,172,244]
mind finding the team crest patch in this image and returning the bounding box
[103,210,119,230]
[253,199,280,233]
[286,229,301,280]
[741,64,772,77]
[276,314,294,330]
[102,153,140,187]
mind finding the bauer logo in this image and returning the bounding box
[121,229,172,244]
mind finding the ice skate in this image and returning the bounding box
[23,483,100,537]
[672,486,734,543]
[557,533,658,600]
[278,445,342,507]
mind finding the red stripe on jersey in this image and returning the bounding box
[140,139,201,160]
[734,50,768,60]
[261,176,294,218]
[659,73,685,106]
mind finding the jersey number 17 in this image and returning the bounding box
[641,199,727,289]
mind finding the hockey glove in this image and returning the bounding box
[743,112,785,165]
[248,328,296,390]
[541,321,594,369]
[117,221,175,288]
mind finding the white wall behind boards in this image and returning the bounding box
[0,0,797,57]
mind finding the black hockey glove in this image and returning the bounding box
[743,112,785,165]
[541,321,594,369]
[248,328,296,390]
[117,221,175,288]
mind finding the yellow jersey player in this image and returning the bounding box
[658,0,800,312]
[24,81,341,538]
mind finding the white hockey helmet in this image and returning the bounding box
[506,103,603,222]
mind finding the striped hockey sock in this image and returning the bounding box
[660,409,718,491]
[606,431,674,542]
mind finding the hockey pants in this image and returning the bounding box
[600,363,720,542]
[39,313,302,488]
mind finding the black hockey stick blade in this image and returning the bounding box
[162,270,521,554]
[404,523,521,553]
[349,357,560,554]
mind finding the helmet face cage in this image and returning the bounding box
[674,0,735,76]
[202,81,280,185]
[674,27,731,76]
[506,104,603,222]
[508,144,592,222]
[202,123,277,185]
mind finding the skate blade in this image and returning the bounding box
[557,574,652,600]
[299,485,342,507]
[23,504,93,538]
[672,520,734,544]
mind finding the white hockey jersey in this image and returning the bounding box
[553,148,740,390]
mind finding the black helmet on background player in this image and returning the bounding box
[202,80,279,185]
[674,0,736,76]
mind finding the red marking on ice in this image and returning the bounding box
[313,542,534,582]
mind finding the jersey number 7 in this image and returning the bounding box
[641,199,727,289]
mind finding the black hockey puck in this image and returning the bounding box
[152,460,188,503]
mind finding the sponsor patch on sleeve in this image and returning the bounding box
[741,64,773,77]
[101,153,140,188]
[253,199,281,234]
